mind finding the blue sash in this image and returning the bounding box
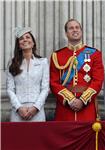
[61,47,96,86]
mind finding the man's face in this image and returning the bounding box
[65,21,82,43]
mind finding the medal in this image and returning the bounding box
[84,74,91,82]
[83,64,91,72]
[84,51,91,62]
[87,53,91,62]
[84,53,88,62]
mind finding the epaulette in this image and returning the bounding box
[53,47,67,53]
[86,46,98,51]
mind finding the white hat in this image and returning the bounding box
[14,27,32,38]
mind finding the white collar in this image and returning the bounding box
[22,55,41,66]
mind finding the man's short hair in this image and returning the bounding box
[64,19,82,32]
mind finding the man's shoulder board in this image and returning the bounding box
[54,47,67,53]
[86,46,98,51]
[85,46,97,54]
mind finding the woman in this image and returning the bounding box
[6,27,49,122]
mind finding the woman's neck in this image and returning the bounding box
[23,49,32,60]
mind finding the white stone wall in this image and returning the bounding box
[0,0,105,119]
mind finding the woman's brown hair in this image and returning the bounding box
[9,32,41,76]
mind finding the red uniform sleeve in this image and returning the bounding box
[50,54,76,105]
[90,51,104,92]
[80,51,104,104]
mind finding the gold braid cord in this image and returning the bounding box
[52,52,77,86]
[52,52,73,70]
[80,87,96,105]
[52,52,78,104]
[62,56,75,86]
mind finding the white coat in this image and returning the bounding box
[6,56,49,122]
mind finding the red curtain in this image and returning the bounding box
[1,121,105,150]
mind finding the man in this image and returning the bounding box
[50,19,104,121]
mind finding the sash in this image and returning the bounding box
[61,47,96,86]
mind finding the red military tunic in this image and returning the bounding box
[50,45,104,121]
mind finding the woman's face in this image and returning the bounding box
[19,33,34,50]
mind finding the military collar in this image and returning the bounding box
[68,41,84,51]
